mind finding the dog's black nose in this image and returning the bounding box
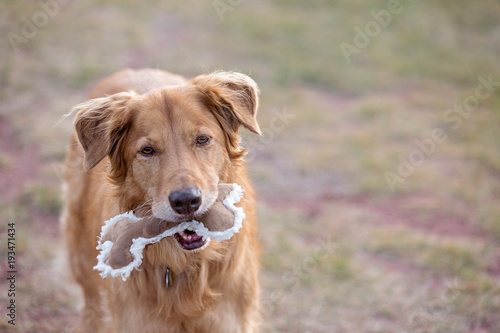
[168,187,202,215]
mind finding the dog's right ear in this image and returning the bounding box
[71,91,136,170]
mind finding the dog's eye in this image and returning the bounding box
[140,147,155,155]
[196,136,210,145]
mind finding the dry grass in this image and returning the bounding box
[0,1,499,332]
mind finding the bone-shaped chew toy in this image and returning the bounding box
[94,183,245,281]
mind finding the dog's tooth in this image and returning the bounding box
[188,235,192,240]
[178,231,184,236]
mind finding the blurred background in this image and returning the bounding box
[1,0,500,332]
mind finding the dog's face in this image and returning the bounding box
[72,72,260,251]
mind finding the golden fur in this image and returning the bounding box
[62,69,261,332]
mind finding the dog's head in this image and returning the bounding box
[71,71,260,251]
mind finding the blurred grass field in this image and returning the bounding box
[1,0,500,332]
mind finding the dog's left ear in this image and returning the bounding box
[191,71,262,135]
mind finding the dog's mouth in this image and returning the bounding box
[174,229,209,251]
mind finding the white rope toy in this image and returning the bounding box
[94,183,245,281]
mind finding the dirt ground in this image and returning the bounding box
[1,1,500,332]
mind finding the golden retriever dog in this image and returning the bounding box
[62,69,261,332]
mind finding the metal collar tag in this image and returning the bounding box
[165,267,172,290]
